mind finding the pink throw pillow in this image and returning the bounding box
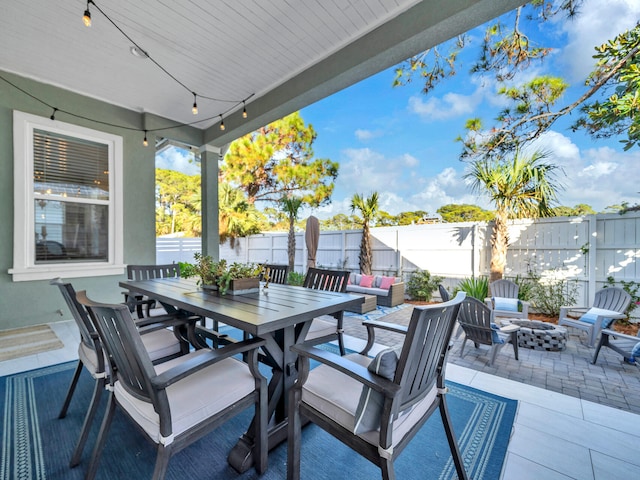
[359,274,374,288]
[379,276,396,290]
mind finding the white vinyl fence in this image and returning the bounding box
[157,212,640,313]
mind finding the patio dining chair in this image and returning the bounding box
[559,287,631,347]
[287,292,468,480]
[485,279,529,320]
[302,267,350,355]
[260,263,289,285]
[124,264,181,318]
[457,296,519,366]
[51,278,191,468]
[77,292,268,480]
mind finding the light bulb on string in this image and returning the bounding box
[242,101,248,119]
[83,1,92,27]
[192,93,198,115]
[220,115,225,131]
[143,131,148,147]
[50,108,57,121]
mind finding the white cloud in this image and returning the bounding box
[354,129,383,141]
[529,131,640,210]
[557,0,640,81]
[156,146,200,175]
[408,90,482,120]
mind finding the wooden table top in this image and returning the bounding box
[120,277,363,336]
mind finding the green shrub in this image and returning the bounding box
[406,269,443,301]
[510,275,535,302]
[287,271,305,286]
[604,276,640,317]
[528,269,579,316]
[454,276,488,301]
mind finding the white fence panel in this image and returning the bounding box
[156,212,640,316]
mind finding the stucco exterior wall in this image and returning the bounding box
[0,71,201,330]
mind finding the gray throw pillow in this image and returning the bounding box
[353,347,399,434]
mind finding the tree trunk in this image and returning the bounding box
[359,223,372,274]
[490,213,509,283]
[288,216,296,272]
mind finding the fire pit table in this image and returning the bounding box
[499,319,568,351]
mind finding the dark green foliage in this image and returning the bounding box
[287,271,305,286]
[406,269,443,301]
[454,277,489,301]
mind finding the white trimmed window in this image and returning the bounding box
[10,111,124,281]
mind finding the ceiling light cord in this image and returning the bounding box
[82,1,252,120]
[143,130,148,147]
[219,115,225,131]
[50,108,57,121]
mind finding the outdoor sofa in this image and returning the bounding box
[346,272,405,307]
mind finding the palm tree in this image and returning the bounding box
[350,192,379,275]
[466,150,562,283]
[219,184,261,247]
[282,196,303,272]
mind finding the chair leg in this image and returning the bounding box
[380,458,396,480]
[287,385,303,480]
[489,344,500,366]
[152,444,172,480]
[459,338,468,358]
[592,334,608,364]
[58,360,83,419]
[69,376,105,467]
[85,390,117,480]
[439,396,469,480]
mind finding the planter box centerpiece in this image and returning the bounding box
[180,253,262,295]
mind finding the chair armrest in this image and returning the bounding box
[136,313,199,332]
[362,319,408,336]
[600,328,640,342]
[152,336,266,388]
[559,306,588,319]
[291,344,401,397]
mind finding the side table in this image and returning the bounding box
[346,294,377,314]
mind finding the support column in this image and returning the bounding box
[200,145,220,260]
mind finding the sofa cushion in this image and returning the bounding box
[346,285,389,297]
[379,276,396,290]
[353,347,400,434]
[359,274,374,288]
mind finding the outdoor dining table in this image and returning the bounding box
[119,276,363,472]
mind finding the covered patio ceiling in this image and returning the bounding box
[1,0,524,149]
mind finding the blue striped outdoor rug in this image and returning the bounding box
[1,360,516,480]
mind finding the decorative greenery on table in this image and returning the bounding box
[179,253,263,295]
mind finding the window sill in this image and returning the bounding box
[9,264,126,282]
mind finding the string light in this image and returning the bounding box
[219,115,225,131]
[242,101,248,118]
[83,1,92,27]
[50,108,57,120]
[143,130,148,147]
[192,93,198,115]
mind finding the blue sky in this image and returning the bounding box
[159,0,640,220]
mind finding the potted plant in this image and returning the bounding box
[179,253,263,295]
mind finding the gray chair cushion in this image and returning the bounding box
[114,349,255,444]
[141,328,182,362]
[301,352,437,446]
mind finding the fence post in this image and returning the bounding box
[472,224,481,278]
[588,215,597,305]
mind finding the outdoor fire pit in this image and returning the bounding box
[504,319,568,351]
